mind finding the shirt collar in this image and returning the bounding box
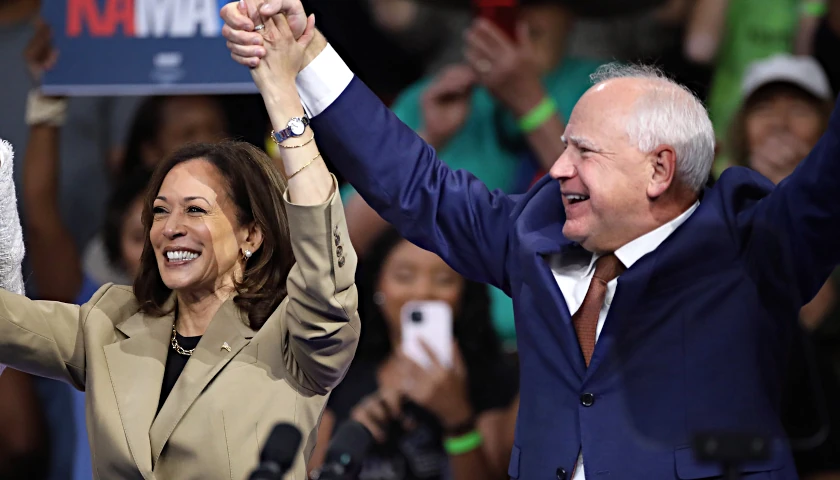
[613,201,700,269]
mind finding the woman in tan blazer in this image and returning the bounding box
[0,18,359,480]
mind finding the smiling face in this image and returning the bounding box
[376,239,465,343]
[742,84,828,181]
[150,159,260,294]
[549,80,659,253]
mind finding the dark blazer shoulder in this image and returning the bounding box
[700,166,777,246]
[707,166,774,215]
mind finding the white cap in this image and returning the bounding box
[741,54,833,101]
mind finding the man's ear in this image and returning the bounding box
[647,144,677,198]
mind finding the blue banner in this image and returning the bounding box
[41,0,257,96]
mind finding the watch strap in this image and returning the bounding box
[272,116,310,144]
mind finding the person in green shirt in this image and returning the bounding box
[685,0,818,174]
[338,1,604,348]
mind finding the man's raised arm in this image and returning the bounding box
[744,93,840,306]
[221,1,519,291]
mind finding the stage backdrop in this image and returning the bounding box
[41,0,257,96]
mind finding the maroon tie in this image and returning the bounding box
[573,253,626,367]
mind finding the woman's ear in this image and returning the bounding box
[243,222,264,256]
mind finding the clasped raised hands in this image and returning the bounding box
[221,0,314,86]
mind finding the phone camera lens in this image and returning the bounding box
[411,311,423,323]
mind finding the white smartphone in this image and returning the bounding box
[400,300,453,369]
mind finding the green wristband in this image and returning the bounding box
[518,97,557,133]
[801,0,827,16]
[444,430,483,456]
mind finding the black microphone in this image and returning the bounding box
[249,423,303,480]
[314,420,374,480]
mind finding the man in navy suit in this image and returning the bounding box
[223,3,839,478]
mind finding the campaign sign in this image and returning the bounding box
[41,0,257,96]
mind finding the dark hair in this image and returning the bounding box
[728,82,833,168]
[103,167,152,270]
[355,228,505,381]
[134,141,294,330]
[121,95,226,176]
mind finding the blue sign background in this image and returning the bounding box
[40,0,257,96]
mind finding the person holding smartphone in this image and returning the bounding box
[308,229,519,480]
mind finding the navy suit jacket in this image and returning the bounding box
[311,77,840,479]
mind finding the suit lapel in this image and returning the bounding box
[585,235,662,379]
[104,300,174,477]
[149,298,255,465]
[522,202,588,380]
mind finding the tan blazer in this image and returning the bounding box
[0,187,360,480]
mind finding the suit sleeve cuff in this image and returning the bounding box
[295,44,354,118]
[282,174,355,290]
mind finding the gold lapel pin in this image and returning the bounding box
[221,342,231,352]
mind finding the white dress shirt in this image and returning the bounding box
[552,202,698,479]
[293,43,701,479]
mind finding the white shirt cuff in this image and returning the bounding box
[296,44,354,118]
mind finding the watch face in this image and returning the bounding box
[290,118,305,136]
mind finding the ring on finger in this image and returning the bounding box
[254,24,265,31]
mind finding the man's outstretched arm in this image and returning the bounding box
[222,1,520,292]
[744,93,840,307]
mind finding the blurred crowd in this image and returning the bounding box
[2,0,840,479]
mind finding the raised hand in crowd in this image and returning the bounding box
[420,64,476,151]
[347,341,475,443]
[349,387,403,443]
[24,19,59,82]
[463,13,569,171]
[21,18,85,303]
[464,18,545,119]
[395,342,474,432]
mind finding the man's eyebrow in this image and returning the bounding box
[565,135,599,151]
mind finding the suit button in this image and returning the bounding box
[556,467,567,480]
[338,256,346,268]
[334,233,341,246]
[336,245,343,256]
[580,393,595,407]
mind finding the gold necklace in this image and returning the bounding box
[170,324,196,356]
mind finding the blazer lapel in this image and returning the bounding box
[104,300,175,477]
[149,298,255,465]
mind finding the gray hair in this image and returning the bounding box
[590,63,715,193]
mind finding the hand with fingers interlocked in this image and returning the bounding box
[230,0,315,94]
[222,0,324,72]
